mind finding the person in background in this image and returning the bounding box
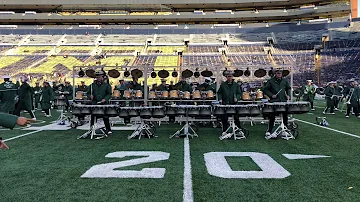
[302,80,316,111]
[33,82,42,110]
[62,81,73,112]
[14,77,36,120]
[41,81,54,117]
[0,75,18,114]
[323,81,336,115]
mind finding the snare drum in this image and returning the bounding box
[135,90,143,98]
[149,91,157,99]
[206,90,214,99]
[170,90,179,99]
[192,90,201,99]
[123,90,132,99]
[161,91,169,98]
[256,91,263,100]
[287,101,309,114]
[112,90,121,98]
[183,91,191,99]
[242,92,251,101]
[75,91,84,100]
[56,96,67,106]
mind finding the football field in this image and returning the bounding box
[1,101,360,202]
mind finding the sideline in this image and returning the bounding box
[295,119,360,139]
[183,138,194,202]
[3,130,43,142]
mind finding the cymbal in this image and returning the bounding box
[254,69,266,78]
[158,69,169,78]
[182,69,193,78]
[131,69,143,78]
[85,69,96,78]
[234,69,243,77]
[108,69,120,78]
[201,70,213,77]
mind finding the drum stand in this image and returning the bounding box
[56,105,69,124]
[128,119,154,139]
[170,112,198,139]
[272,114,295,140]
[219,117,247,140]
[77,118,107,140]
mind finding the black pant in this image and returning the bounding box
[324,106,334,113]
[334,98,340,109]
[14,101,35,118]
[346,104,359,116]
[221,114,241,132]
[267,112,288,133]
[310,101,314,109]
[44,109,50,115]
[90,115,111,132]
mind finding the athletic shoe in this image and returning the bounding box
[322,111,326,115]
[346,115,349,118]
[334,108,339,111]
[311,108,315,111]
[265,132,277,140]
[32,118,37,121]
[219,132,232,140]
[45,115,51,117]
[330,112,335,115]
[107,131,113,135]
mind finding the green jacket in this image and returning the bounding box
[345,87,360,107]
[263,77,291,102]
[217,80,241,104]
[115,84,127,91]
[62,85,73,100]
[324,86,335,107]
[41,86,54,110]
[18,82,33,111]
[301,85,316,102]
[0,112,18,129]
[334,85,343,96]
[76,85,88,92]
[175,81,192,92]
[87,82,112,104]
[158,84,168,91]
[0,81,18,113]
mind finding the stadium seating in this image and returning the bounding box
[24,56,84,74]
[187,45,224,53]
[27,35,62,44]
[147,46,181,54]
[16,46,54,54]
[228,55,270,65]
[59,46,95,54]
[134,56,157,66]
[154,56,178,67]
[182,55,224,66]
[87,56,133,66]
[227,45,266,53]
[0,35,24,44]
[100,46,142,54]
[101,35,152,43]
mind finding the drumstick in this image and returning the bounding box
[274,89,283,97]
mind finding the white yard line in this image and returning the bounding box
[183,138,194,202]
[3,129,43,142]
[295,119,360,139]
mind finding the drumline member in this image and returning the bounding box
[0,75,19,114]
[33,82,42,110]
[168,81,175,91]
[14,77,36,120]
[41,81,54,117]
[262,69,291,140]
[334,81,343,110]
[302,80,316,111]
[344,79,360,118]
[62,81,73,112]
[158,79,169,91]
[174,76,192,92]
[87,71,113,135]
[217,71,242,135]
[77,81,88,92]
[323,81,336,115]
[199,77,216,93]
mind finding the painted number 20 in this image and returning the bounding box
[81,151,290,179]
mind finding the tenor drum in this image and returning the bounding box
[225,105,237,115]
[112,90,121,98]
[170,90,179,99]
[187,106,200,117]
[148,91,157,99]
[80,105,91,115]
[287,102,301,114]
[118,107,129,118]
[262,103,275,114]
[176,106,186,116]
[237,105,251,117]
[123,90,132,99]
[139,107,152,119]
[105,105,118,117]
[152,106,166,118]
[192,90,201,99]
[135,90,143,98]
[72,105,82,116]
[166,106,176,115]
[213,105,226,116]
[56,96,67,106]
[206,90,214,99]
[161,91,169,98]
[249,104,261,117]
[75,91,84,100]
[128,107,139,117]
[273,102,287,113]
[242,92,251,101]
[199,105,212,116]
[91,106,105,115]
[183,91,191,99]
[256,91,263,100]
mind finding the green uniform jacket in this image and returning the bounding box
[0,81,18,113]
[324,86,335,107]
[41,86,54,110]
[62,85,73,100]
[87,82,112,104]
[76,85,88,92]
[263,77,291,102]
[115,84,127,91]
[345,87,360,107]
[199,83,216,93]
[0,112,18,129]
[217,80,241,104]
[18,82,33,111]
[334,85,342,96]
[175,81,192,92]
[301,85,316,102]
[158,84,168,91]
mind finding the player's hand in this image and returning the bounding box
[272,95,277,98]
[234,98,237,102]
[286,96,290,100]
[16,117,34,126]
[90,95,94,100]
[101,99,105,103]
[219,100,222,103]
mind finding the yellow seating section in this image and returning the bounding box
[60,46,95,51]
[154,56,178,67]
[23,56,83,74]
[17,46,54,54]
[101,46,141,52]
[147,46,181,54]
[87,56,133,66]
[0,56,24,69]
[130,12,155,15]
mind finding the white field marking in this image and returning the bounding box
[313,106,346,112]
[183,138,194,202]
[3,130,43,142]
[282,154,331,160]
[295,119,360,139]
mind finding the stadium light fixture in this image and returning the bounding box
[266,23,269,28]
[184,25,189,29]
[283,9,287,13]
[254,9,259,14]
[297,20,301,26]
